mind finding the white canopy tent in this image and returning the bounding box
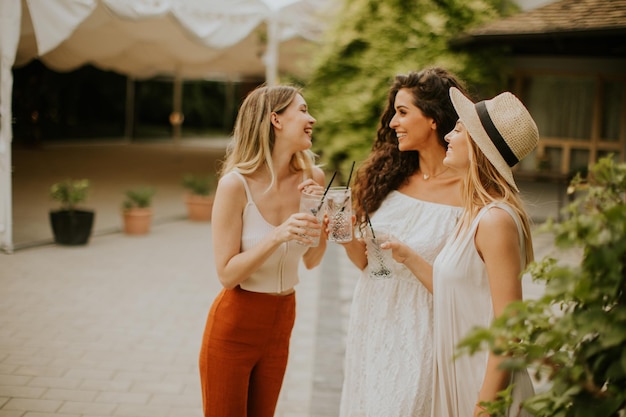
[0,0,333,253]
[13,0,325,81]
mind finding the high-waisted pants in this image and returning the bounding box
[198,286,296,417]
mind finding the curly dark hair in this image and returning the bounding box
[352,67,468,227]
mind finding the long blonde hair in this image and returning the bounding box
[459,133,534,267]
[221,85,317,189]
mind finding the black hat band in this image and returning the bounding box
[475,101,519,167]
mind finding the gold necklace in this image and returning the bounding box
[422,167,449,180]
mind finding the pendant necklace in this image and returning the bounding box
[422,167,449,181]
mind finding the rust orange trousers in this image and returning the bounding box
[198,286,296,417]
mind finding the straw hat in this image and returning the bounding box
[449,87,538,191]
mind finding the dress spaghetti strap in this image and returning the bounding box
[230,171,253,204]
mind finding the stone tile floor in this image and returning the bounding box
[1,141,582,416]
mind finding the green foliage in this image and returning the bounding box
[181,173,216,196]
[458,156,626,416]
[123,186,156,209]
[304,0,516,173]
[50,179,90,210]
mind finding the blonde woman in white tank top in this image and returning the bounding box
[383,88,539,417]
[199,85,327,417]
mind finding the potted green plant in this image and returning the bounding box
[122,186,156,235]
[49,179,95,245]
[182,173,216,222]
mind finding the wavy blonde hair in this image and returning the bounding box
[221,85,317,190]
[459,133,534,267]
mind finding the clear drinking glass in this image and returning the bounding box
[299,189,324,247]
[326,187,353,243]
[365,224,393,279]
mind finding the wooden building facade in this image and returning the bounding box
[453,0,626,177]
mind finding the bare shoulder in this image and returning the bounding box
[215,172,247,205]
[311,166,326,185]
[476,206,519,242]
[473,206,522,268]
[217,171,240,189]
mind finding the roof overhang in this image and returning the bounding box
[451,28,626,57]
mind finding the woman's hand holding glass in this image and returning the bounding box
[364,224,394,279]
[380,238,412,264]
[297,179,327,247]
[272,212,321,246]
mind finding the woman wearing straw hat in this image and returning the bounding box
[384,87,537,417]
[338,68,466,417]
[198,85,327,417]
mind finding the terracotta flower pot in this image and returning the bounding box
[122,208,153,235]
[185,194,214,222]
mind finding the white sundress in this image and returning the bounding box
[432,203,535,417]
[339,191,462,417]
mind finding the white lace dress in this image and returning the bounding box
[339,191,462,417]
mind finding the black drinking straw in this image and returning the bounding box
[345,161,355,189]
[364,204,376,239]
[338,161,356,211]
[316,171,337,212]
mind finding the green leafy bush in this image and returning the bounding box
[458,156,626,416]
[123,187,156,209]
[50,179,90,210]
[304,0,516,174]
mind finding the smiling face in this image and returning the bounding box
[443,120,471,173]
[273,93,316,152]
[388,88,437,152]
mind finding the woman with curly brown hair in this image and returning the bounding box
[338,68,466,417]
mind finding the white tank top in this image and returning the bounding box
[230,171,308,293]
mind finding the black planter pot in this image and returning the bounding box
[49,209,95,246]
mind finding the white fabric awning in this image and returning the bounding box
[0,0,334,252]
[15,0,328,80]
